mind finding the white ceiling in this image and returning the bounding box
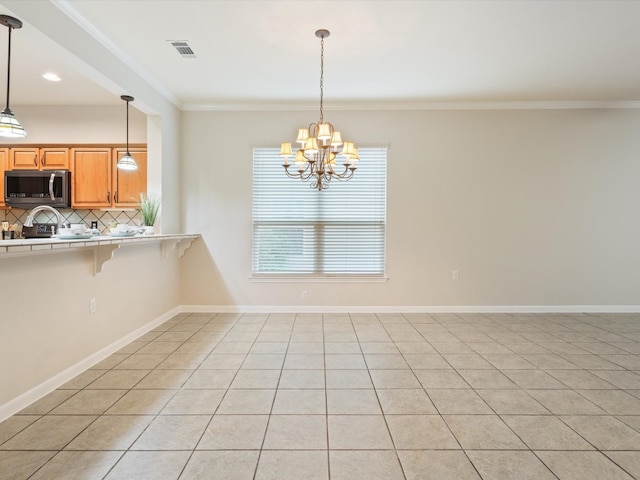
[1,0,640,110]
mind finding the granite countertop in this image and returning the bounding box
[0,233,201,274]
[0,233,200,253]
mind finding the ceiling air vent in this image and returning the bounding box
[169,41,196,58]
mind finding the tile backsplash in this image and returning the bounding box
[2,208,141,237]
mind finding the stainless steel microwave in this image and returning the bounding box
[4,170,71,208]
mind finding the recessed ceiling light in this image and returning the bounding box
[42,72,61,82]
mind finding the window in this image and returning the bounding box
[252,146,387,277]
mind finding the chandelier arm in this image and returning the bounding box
[300,165,318,181]
[332,165,357,181]
[329,164,352,178]
[341,170,356,181]
[283,168,302,180]
[312,177,329,190]
[283,162,313,179]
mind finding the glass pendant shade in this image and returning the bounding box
[117,153,138,171]
[0,107,25,137]
[0,15,25,138]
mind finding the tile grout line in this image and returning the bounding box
[323,312,332,480]
[252,312,292,480]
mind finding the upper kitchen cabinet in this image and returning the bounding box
[112,148,147,208]
[71,147,112,208]
[70,146,147,209]
[0,148,7,208]
[10,147,69,170]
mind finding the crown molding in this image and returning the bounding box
[182,100,640,112]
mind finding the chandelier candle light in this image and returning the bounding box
[280,29,359,191]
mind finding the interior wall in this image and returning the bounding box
[180,108,640,309]
[0,243,182,410]
[3,105,146,144]
[157,109,182,234]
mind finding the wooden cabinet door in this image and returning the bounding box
[71,148,112,208]
[113,148,147,207]
[10,148,39,169]
[0,148,7,207]
[9,147,69,170]
[41,148,69,169]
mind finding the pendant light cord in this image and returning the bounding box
[126,99,130,154]
[5,24,12,111]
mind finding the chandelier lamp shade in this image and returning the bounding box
[280,29,359,191]
[0,15,26,138]
[117,95,138,171]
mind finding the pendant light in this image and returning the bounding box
[0,15,26,138]
[117,95,137,170]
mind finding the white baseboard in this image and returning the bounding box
[0,306,181,423]
[180,304,640,314]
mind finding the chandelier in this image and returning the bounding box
[280,29,359,191]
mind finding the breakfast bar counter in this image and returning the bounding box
[0,233,200,274]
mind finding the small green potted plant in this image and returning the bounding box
[139,193,160,235]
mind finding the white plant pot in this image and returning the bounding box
[144,226,155,235]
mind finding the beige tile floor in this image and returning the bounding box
[1,312,640,479]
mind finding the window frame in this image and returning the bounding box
[251,145,388,281]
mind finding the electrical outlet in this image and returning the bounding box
[301,290,308,300]
[452,270,459,280]
[89,298,96,314]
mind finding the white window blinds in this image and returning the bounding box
[252,147,387,276]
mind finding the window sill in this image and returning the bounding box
[250,275,388,283]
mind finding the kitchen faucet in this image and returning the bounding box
[23,205,64,233]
